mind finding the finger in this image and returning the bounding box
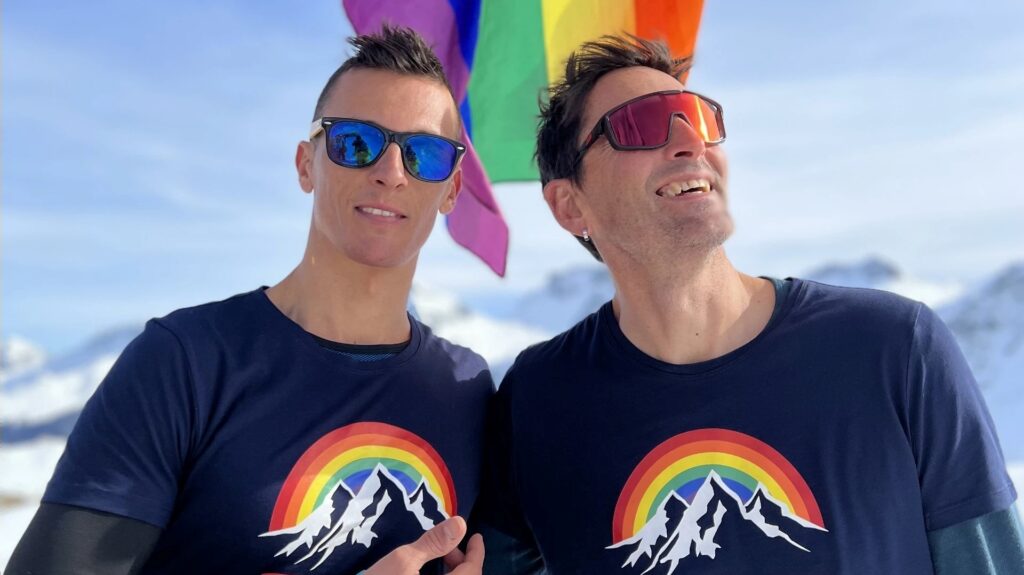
[405,516,467,564]
[449,533,485,574]
[443,546,466,570]
[464,533,485,566]
[364,516,467,575]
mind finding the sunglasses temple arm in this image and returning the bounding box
[309,120,325,140]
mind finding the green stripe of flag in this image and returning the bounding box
[467,0,547,182]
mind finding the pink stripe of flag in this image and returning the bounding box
[343,0,509,276]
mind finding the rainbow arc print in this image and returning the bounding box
[613,428,825,543]
[268,422,456,531]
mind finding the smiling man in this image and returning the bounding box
[474,35,1023,574]
[9,26,488,575]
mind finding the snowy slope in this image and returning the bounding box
[0,337,47,381]
[507,265,614,334]
[802,255,963,308]
[411,283,550,372]
[1,325,142,440]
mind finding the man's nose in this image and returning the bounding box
[367,141,409,189]
[662,114,707,160]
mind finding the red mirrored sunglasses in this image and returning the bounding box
[576,90,726,166]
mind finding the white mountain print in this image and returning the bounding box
[607,471,828,575]
[259,463,448,571]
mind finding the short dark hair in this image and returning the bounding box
[536,34,692,261]
[312,25,457,127]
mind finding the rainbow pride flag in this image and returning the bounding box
[343,0,705,276]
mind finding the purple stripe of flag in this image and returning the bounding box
[447,133,508,272]
[344,0,471,102]
[343,0,509,276]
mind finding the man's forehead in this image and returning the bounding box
[322,68,460,136]
[582,67,685,131]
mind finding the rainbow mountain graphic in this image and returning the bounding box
[607,470,829,575]
[259,463,448,571]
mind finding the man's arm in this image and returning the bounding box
[10,321,195,573]
[6,503,161,575]
[928,506,1024,575]
[474,522,546,575]
[903,305,1022,572]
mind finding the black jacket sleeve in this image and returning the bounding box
[6,502,161,575]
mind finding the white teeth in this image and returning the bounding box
[658,178,711,197]
[358,207,399,217]
[660,182,684,197]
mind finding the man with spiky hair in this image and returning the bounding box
[9,26,488,575]
[474,34,1023,574]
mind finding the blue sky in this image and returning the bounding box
[4,0,1024,353]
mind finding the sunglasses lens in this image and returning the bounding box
[326,121,386,167]
[607,92,723,148]
[607,93,674,148]
[683,93,723,143]
[404,135,459,182]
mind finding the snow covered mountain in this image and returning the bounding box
[508,265,614,334]
[803,255,963,307]
[1,324,143,442]
[259,464,447,571]
[940,262,1024,392]
[411,283,549,374]
[607,471,828,575]
[0,336,47,381]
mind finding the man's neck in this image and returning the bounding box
[265,236,415,346]
[608,247,775,365]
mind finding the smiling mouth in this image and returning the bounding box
[356,206,406,219]
[656,178,712,198]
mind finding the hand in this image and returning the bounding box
[363,516,485,575]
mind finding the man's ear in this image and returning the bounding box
[543,177,588,236]
[296,141,315,194]
[439,168,462,215]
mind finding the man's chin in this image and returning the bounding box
[666,214,734,250]
[345,245,419,270]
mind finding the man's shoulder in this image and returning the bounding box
[417,320,491,380]
[790,277,925,329]
[501,305,605,389]
[145,289,266,349]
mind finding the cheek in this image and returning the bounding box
[314,187,347,221]
[707,147,729,183]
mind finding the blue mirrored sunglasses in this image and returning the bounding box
[309,118,466,183]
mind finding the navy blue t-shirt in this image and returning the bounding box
[477,278,1016,574]
[43,289,493,574]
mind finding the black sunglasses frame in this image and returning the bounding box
[310,117,467,183]
[574,90,726,167]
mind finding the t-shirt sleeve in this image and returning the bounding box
[41,319,196,528]
[906,304,1017,530]
[927,507,1024,574]
[470,371,546,575]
